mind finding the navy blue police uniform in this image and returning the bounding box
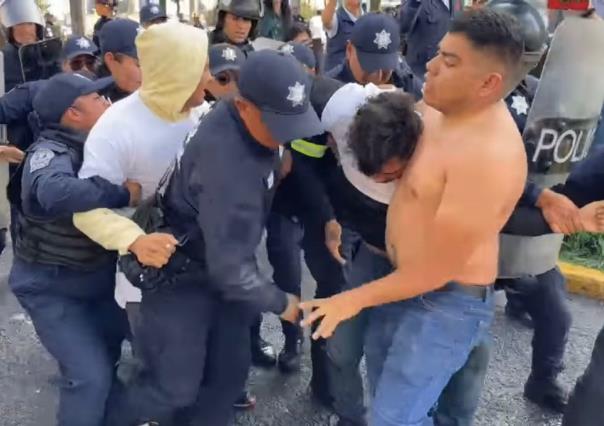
[399,0,452,77]
[107,51,324,426]
[497,76,573,408]
[7,73,131,426]
[325,6,359,73]
[326,13,424,98]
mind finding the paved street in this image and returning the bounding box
[0,245,603,426]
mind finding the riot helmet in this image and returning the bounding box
[218,0,263,20]
[486,0,548,73]
[0,0,45,44]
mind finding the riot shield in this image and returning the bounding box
[18,37,62,82]
[251,36,284,51]
[499,16,604,278]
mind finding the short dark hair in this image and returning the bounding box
[449,8,523,83]
[285,22,311,43]
[348,91,422,176]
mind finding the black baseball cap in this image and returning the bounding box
[238,50,323,144]
[280,42,316,70]
[99,18,140,59]
[209,43,246,76]
[350,13,401,73]
[63,35,97,60]
[139,3,167,25]
[33,73,113,124]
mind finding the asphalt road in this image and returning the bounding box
[1,245,603,426]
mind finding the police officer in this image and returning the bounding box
[139,3,168,29]
[61,35,99,75]
[93,0,118,49]
[322,0,363,73]
[326,13,423,97]
[210,0,262,54]
[489,0,571,413]
[96,19,142,102]
[280,41,317,73]
[1,0,60,153]
[7,72,140,426]
[399,0,453,77]
[107,50,322,426]
[205,44,246,103]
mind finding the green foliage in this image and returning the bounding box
[560,232,604,271]
[35,0,50,13]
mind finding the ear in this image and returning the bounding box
[479,72,503,98]
[233,96,249,114]
[345,42,353,61]
[103,52,114,65]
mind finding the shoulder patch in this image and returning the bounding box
[29,148,55,172]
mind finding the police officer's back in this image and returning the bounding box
[8,72,138,426]
[108,51,323,426]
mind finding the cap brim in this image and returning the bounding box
[261,106,324,144]
[66,50,96,60]
[356,50,399,74]
[81,76,114,96]
[211,63,241,76]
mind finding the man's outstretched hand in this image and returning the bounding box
[579,201,604,233]
[536,189,581,234]
[128,233,178,268]
[299,292,363,340]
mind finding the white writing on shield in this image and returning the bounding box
[532,126,597,165]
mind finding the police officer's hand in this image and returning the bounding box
[123,179,142,207]
[536,189,582,234]
[325,219,346,265]
[579,201,604,233]
[0,146,25,164]
[128,233,178,269]
[280,293,301,324]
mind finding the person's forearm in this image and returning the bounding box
[322,0,337,28]
[73,208,144,254]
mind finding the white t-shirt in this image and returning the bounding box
[326,7,361,39]
[309,15,327,45]
[79,92,200,308]
[321,83,397,205]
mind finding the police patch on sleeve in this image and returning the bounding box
[29,148,55,172]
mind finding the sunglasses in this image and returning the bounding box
[70,56,97,71]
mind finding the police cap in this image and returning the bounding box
[33,73,113,125]
[350,13,401,73]
[238,51,323,143]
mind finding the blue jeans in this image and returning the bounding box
[9,258,128,426]
[365,284,495,426]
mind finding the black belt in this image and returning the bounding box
[437,281,492,300]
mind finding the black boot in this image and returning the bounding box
[251,319,277,368]
[278,320,302,373]
[524,374,568,413]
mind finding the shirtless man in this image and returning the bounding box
[301,9,528,425]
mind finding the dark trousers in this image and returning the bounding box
[498,267,572,379]
[106,281,251,426]
[9,258,128,426]
[265,211,304,342]
[301,216,348,393]
[563,323,604,426]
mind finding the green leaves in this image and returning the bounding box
[561,232,604,270]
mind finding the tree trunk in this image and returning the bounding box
[369,0,381,11]
[70,0,86,36]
